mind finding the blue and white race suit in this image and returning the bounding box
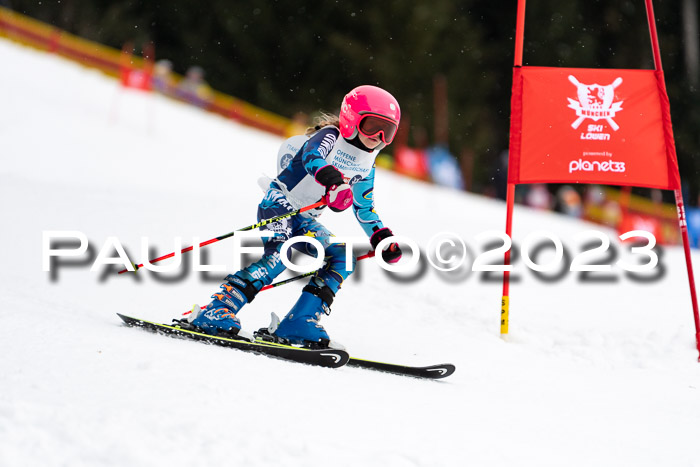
[239,126,387,296]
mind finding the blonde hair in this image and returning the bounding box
[305,111,340,136]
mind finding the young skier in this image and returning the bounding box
[188,85,403,348]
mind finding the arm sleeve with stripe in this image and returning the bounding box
[352,166,385,237]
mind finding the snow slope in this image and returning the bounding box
[1,38,699,467]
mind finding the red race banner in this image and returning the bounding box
[509,67,680,190]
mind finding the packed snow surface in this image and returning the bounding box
[1,38,699,467]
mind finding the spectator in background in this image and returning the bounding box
[427,145,464,190]
[687,199,700,248]
[584,184,606,207]
[601,199,622,227]
[493,150,509,200]
[459,147,475,192]
[524,184,552,210]
[176,65,213,108]
[582,184,620,226]
[554,185,583,218]
[151,59,175,95]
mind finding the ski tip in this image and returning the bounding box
[346,358,456,379]
[116,313,138,326]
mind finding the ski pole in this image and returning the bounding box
[259,250,375,291]
[118,200,325,274]
[181,250,376,316]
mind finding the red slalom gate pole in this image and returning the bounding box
[501,0,527,336]
[117,200,325,274]
[501,183,516,335]
[645,0,700,360]
[673,190,700,360]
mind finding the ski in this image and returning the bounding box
[116,313,349,368]
[253,328,455,379]
[346,357,456,379]
[118,314,455,378]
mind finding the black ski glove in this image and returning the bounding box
[370,227,402,264]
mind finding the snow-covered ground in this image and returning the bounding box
[1,38,699,467]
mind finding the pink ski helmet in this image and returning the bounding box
[339,85,401,145]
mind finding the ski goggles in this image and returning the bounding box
[358,113,399,144]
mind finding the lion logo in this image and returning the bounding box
[567,75,623,131]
